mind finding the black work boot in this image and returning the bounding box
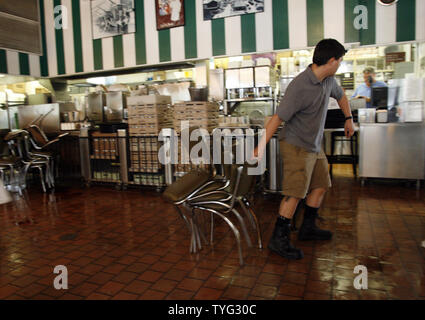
[268,217,304,260]
[298,205,332,241]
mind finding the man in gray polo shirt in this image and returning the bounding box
[254,39,355,260]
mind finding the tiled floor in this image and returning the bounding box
[0,165,424,300]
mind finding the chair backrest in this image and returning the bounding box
[5,130,31,160]
[235,163,257,198]
[27,125,49,147]
[162,169,211,203]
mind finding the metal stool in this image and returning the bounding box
[327,131,358,178]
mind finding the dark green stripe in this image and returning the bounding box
[71,0,83,72]
[39,0,48,76]
[272,0,289,50]
[307,0,324,47]
[359,0,375,45]
[158,29,171,62]
[19,53,30,75]
[134,0,146,65]
[211,18,225,56]
[93,39,103,70]
[397,0,415,42]
[306,0,324,47]
[113,35,124,68]
[345,0,360,43]
[0,49,7,74]
[184,0,197,59]
[241,14,256,53]
[53,0,65,74]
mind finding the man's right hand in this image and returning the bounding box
[251,146,264,161]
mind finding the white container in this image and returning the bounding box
[358,108,376,123]
[241,60,255,67]
[399,78,424,103]
[228,61,241,69]
[256,58,271,66]
[400,102,423,122]
[376,110,388,123]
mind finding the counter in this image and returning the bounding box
[359,122,425,187]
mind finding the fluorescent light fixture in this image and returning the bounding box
[87,77,106,85]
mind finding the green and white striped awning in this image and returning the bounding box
[1,0,424,78]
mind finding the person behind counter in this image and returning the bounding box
[351,67,387,108]
[253,38,355,260]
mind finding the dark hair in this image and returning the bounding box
[313,39,347,66]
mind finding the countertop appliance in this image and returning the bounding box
[376,110,388,123]
[371,87,388,109]
[87,92,106,123]
[105,91,128,123]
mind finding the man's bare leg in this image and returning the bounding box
[306,188,326,208]
[279,196,301,219]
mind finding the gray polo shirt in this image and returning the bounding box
[276,65,344,153]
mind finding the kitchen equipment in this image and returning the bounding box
[28,93,52,105]
[279,76,294,96]
[105,91,128,123]
[17,103,67,133]
[350,98,366,110]
[87,92,106,123]
[188,87,208,101]
[62,111,81,122]
[371,87,388,109]
[358,108,376,123]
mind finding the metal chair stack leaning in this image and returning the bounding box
[3,130,53,193]
[162,131,262,266]
[26,124,69,185]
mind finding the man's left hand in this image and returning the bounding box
[345,119,355,138]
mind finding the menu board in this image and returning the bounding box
[386,52,406,64]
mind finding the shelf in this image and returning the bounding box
[90,155,119,161]
[225,98,274,102]
[90,178,121,183]
[129,169,163,174]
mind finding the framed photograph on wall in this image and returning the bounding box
[91,0,136,40]
[155,0,185,30]
[203,0,265,20]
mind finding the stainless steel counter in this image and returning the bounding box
[359,122,425,186]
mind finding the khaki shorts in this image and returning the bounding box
[280,139,332,199]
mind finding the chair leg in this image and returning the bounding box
[195,201,252,249]
[239,198,263,249]
[180,204,198,253]
[191,209,203,252]
[203,208,244,266]
[231,208,252,248]
[210,212,214,245]
[350,137,357,177]
[174,205,191,232]
[37,167,47,193]
[192,208,209,246]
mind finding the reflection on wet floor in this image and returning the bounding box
[0,167,424,300]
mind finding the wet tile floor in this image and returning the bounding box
[0,166,424,300]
